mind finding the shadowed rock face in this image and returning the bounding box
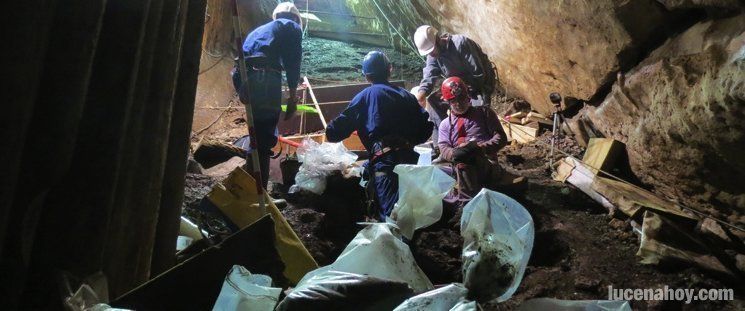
[585,15,745,215]
[658,0,744,10]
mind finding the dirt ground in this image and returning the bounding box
[183,132,743,310]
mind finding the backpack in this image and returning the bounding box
[466,39,499,96]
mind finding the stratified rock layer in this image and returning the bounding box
[585,15,745,215]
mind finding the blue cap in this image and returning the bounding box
[361,51,390,77]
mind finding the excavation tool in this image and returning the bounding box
[230,0,266,214]
[549,92,563,168]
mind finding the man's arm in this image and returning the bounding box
[325,101,359,143]
[279,23,302,90]
[279,22,302,119]
[418,56,441,107]
[437,120,457,161]
[477,107,507,156]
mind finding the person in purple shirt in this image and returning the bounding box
[437,77,507,206]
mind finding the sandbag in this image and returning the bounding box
[275,271,414,311]
[295,223,433,293]
[460,189,534,303]
[289,138,358,194]
[212,265,281,311]
[393,284,473,311]
[391,165,455,239]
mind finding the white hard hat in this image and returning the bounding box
[273,2,302,28]
[414,25,438,56]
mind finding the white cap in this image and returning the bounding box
[273,2,302,28]
[414,25,438,56]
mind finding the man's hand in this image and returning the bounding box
[284,89,298,120]
[452,140,479,162]
[416,90,428,108]
[457,140,478,149]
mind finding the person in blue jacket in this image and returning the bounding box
[325,51,433,220]
[232,2,302,188]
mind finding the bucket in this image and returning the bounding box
[280,157,301,186]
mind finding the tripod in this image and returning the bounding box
[549,92,565,168]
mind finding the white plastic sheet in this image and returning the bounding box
[393,284,472,311]
[392,165,456,239]
[295,223,434,292]
[212,265,282,311]
[519,298,631,311]
[460,189,534,303]
[289,138,358,194]
[413,146,433,166]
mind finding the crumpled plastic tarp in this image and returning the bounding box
[289,138,358,194]
[212,265,281,311]
[393,283,474,311]
[518,298,631,311]
[460,189,534,303]
[391,165,456,239]
[292,223,433,293]
[275,271,414,310]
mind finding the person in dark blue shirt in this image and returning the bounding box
[232,2,302,188]
[326,51,433,220]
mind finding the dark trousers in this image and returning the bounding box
[369,149,419,220]
[233,68,282,188]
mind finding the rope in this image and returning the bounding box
[370,0,424,61]
[194,100,235,135]
[198,55,227,75]
[499,116,745,232]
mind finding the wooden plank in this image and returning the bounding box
[499,120,537,144]
[592,177,697,221]
[582,138,623,175]
[272,133,364,155]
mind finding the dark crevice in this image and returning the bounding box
[586,5,708,106]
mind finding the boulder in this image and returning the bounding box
[425,0,686,114]
[584,14,745,214]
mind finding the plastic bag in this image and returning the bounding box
[413,146,433,166]
[460,189,534,303]
[393,283,472,311]
[212,265,281,311]
[276,271,414,311]
[295,223,433,293]
[289,138,358,194]
[519,298,631,311]
[391,165,455,239]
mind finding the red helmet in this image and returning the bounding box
[441,77,467,101]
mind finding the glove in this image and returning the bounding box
[451,143,478,163]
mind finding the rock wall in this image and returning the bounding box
[423,0,695,114]
[585,15,745,215]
